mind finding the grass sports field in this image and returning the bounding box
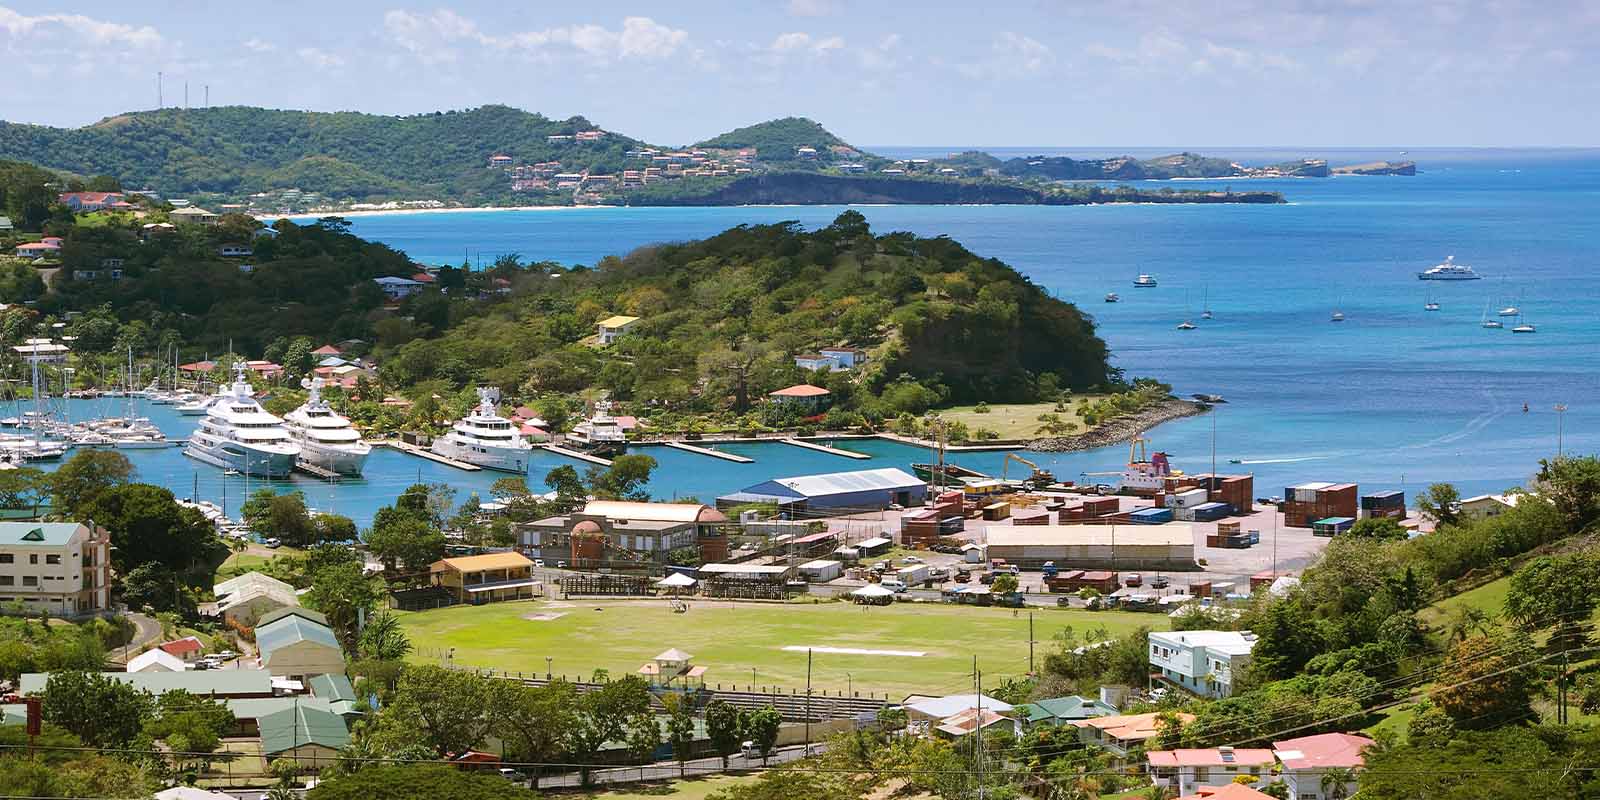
[396,598,1161,696]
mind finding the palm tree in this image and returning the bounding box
[1446,605,1493,643]
[1321,767,1358,800]
[358,610,412,660]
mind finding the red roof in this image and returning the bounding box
[1176,785,1276,800]
[312,345,341,355]
[1148,748,1275,768]
[1273,732,1372,770]
[769,384,830,398]
[411,272,436,283]
[179,361,216,372]
[158,636,203,656]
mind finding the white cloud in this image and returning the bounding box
[383,10,688,65]
[297,47,345,69]
[242,38,275,53]
[767,31,845,57]
[962,31,1053,77]
[0,6,162,48]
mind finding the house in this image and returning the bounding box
[1070,711,1194,757]
[1272,732,1372,800]
[719,468,926,513]
[429,551,538,604]
[157,636,206,664]
[213,571,299,626]
[0,522,110,616]
[258,704,350,769]
[0,216,13,232]
[57,192,124,212]
[254,607,345,679]
[818,347,866,368]
[1018,695,1119,728]
[517,500,727,566]
[311,344,342,358]
[14,240,62,259]
[13,339,70,364]
[1147,747,1276,797]
[373,275,424,300]
[934,707,1018,739]
[169,207,219,225]
[1148,630,1257,698]
[308,672,362,718]
[903,694,1014,734]
[244,360,284,380]
[767,383,832,412]
[1460,492,1523,520]
[218,245,253,257]
[1175,784,1277,800]
[596,314,641,345]
[794,353,843,371]
[127,648,187,673]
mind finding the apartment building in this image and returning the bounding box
[0,522,110,616]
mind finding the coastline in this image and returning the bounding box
[260,205,599,221]
[1025,399,1209,454]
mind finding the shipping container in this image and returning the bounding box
[1192,502,1232,521]
[1129,507,1174,524]
[1217,521,1242,535]
[1012,512,1050,526]
[1312,516,1356,537]
[1171,488,1210,508]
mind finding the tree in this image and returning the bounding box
[489,680,572,769]
[1348,517,1407,540]
[1320,766,1357,800]
[705,698,744,768]
[48,450,133,517]
[544,465,587,508]
[991,573,1019,595]
[1429,633,1538,729]
[587,454,657,501]
[0,467,47,511]
[145,690,232,769]
[364,512,445,574]
[302,560,381,654]
[741,705,782,764]
[1248,594,1326,681]
[391,665,496,756]
[358,611,412,661]
[666,695,696,776]
[561,676,653,784]
[40,670,154,748]
[242,490,315,548]
[314,513,359,544]
[1536,456,1600,533]
[306,764,530,800]
[704,769,856,800]
[395,483,456,529]
[1415,482,1461,526]
[83,483,217,574]
[1503,552,1600,635]
[120,562,193,615]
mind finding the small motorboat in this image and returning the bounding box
[1133,274,1158,288]
[1330,310,1345,322]
[1104,293,1120,303]
[1177,320,1196,330]
[1424,301,1440,311]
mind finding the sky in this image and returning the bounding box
[2,1,1598,147]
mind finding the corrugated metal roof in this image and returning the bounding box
[748,468,921,499]
[256,607,329,628]
[582,500,726,523]
[259,705,350,753]
[309,673,356,702]
[0,522,83,546]
[19,669,273,697]
[257,617,341,661]
[432,551,534,572]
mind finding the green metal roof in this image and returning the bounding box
[19,669,273,697]
[258,704,350,753]
[0,522,82,546]
[256,606,329,628]
[308,673,356,703]
[1020,696,1118,723]
[256,617,341,663]
[226,697,333,720]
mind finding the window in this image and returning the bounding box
[45,555,59,565]
[1194,768,1209,782]
[28,554,37,565]
[22,576,36,586]
[0,554,11,564]
[0,577,12,586]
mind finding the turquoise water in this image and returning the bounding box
[106,149,1600,525]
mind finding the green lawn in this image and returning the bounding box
[1420,575,1510,627]
[397,599,1160,697]
[935,401,1095,441]
[564,774,756,800]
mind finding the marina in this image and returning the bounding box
[779,437,873,460]
[539,444,614,467]
[384,439,483,471]
[657,440,755,463]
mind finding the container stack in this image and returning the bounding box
[1011,511,1051,526]
[1312,516,1356,537]
[1359,490,1406,519]
[1129,507,1174,525]
[1167,487,1211,520]
[1282,482,1358,527]
[1194,473,1255,514]
[1205,520,1256,548]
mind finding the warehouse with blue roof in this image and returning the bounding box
[717,467,926,512]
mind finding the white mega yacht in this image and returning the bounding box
[431,387,532,472]
[567,401,628,456]
[283,378,371,476]
[183,363,300,477]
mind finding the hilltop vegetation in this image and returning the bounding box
[693,116,857,162]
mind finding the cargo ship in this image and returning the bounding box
[1117,436,1182,495]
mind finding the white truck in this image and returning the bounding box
[897,564,931,585]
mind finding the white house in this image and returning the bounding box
[127,647,188,673]
[13,339,70,364]
[1147,746,1276,797]
[794,353,841,371]
[0,522,110,616]
[1459,492,1524,520]
[373,276,424,300]
[596,315,640,345]
[1273,732,1372,800]
[819,347,866,368]
[902,694,1014,736]
[1148,630,1256,698]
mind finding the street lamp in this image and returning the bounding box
[545,656,553,679]
[1555,404,1569,458]
[847,672,853,697]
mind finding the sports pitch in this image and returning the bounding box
[396,598,1162,696]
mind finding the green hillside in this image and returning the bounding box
[693,116,859,162]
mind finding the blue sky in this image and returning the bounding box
[2,1,1598,146]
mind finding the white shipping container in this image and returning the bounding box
[1171,488,1209,508]
[1172,506,1197,521]
[898,564,931,584]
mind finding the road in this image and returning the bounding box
[533,743,819,789]
[110,610,164,664]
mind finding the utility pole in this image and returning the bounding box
[157,71,163,108]
[974,657,984,798]
[204,84,209,108]
[1028,611,1035,674]
[804,648,813,756]
[1556,404,1568,458]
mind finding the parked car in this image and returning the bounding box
[1056,596,1073,607]
[534,559,545,568]
[901,555,923,564]
[556,560,567,568]
[880,578,908,593]
[740,741,759,759]
[979,572,997,585]
[213,650,238,661]
[1151,575,1170,589]
[264,538,281,549]
[1124,572,1142,587]
[497,768,527,782]
[953,571,971,583]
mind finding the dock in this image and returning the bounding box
[780,438,870,460]
[386,440,482,471]
[293,460,343,481]
[541,444,613,467]
[659,440,754,463]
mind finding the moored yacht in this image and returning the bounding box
[183,363,299,477]
[1417,255,1482,280]
[1133,274,1158,288]
[567,401,628,456]
[284,378,371,475]
[431,387,532,472]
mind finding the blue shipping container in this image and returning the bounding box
[1129,507,1173,524]
[1192,502,1231,521]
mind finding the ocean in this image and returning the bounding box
[77,148,1598,526]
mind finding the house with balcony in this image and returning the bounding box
[0,522,110,617]
[1272,732,1372,800]
[1148,630,1256,698]
[429,552,538,604]
[1070,711,1194,757]
[1147,746,1276,797]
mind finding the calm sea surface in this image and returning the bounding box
[52,149,1597,526]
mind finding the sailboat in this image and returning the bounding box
[1498,284,1521,317]
[1177,291,1197,330]
[1481,301,1503,329]
[1424,288,1440,312]
[1200,287,1213,320]
[1511,311,1536,334]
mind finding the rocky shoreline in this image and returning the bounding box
[1026,399,1209,453]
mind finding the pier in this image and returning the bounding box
[385,440,483,471]
[541,444,613,467]
[779,438,870,460]
[293,460,343,481]
[658,440,754,463]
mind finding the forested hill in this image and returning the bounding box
[379,210,1113,415]
[693,117,858,161]
[0,105,646,202]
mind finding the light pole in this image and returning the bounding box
[545,656,552,679]
[847,672,853,697]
